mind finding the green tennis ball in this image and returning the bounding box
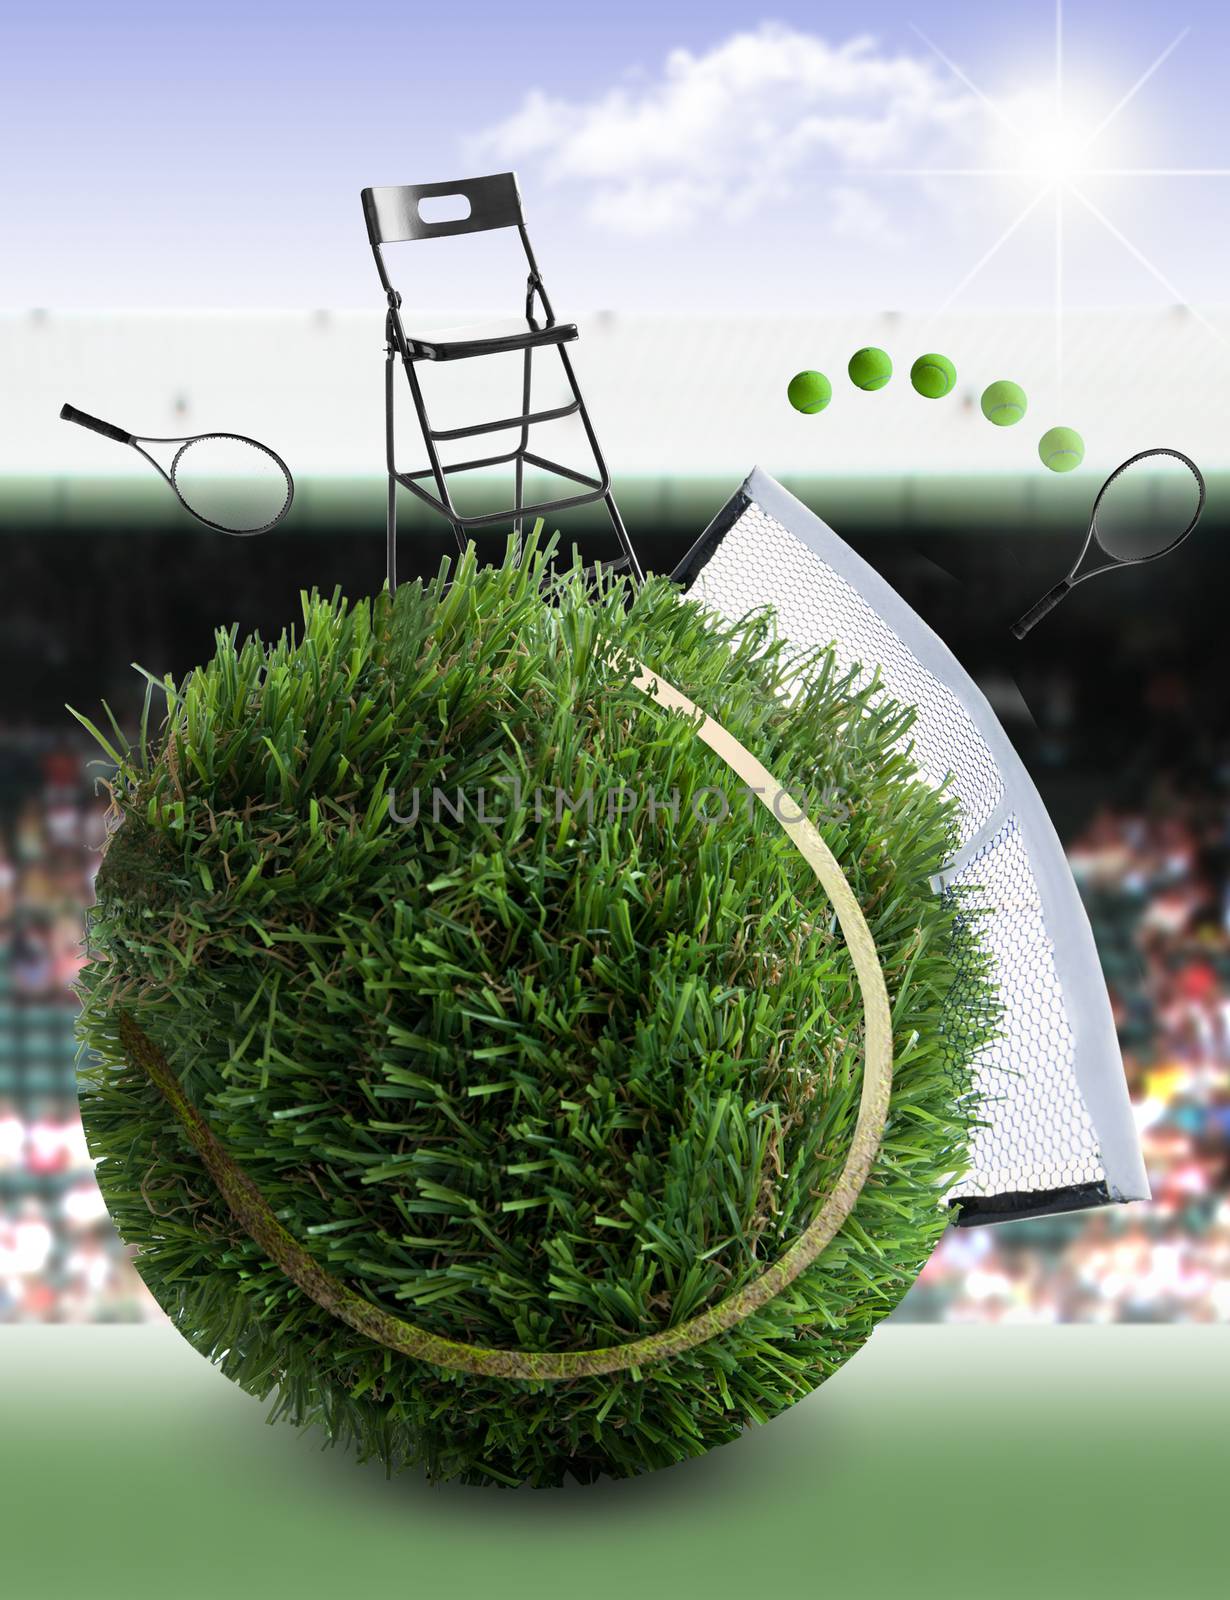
[787,369,832,414]
[910,353,956,399]
[848,346,893,391]
[75,538,995,1488]
[980,380,1028,427]
[1038,426,1085,472]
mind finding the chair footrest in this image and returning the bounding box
[395,472,610,529]
[394,448,607,526]
[429,400,579,443]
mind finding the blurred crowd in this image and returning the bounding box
[0,736,149,1322]
[1,731,1228,1326]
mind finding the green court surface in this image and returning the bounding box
[1,1325,1225,1599]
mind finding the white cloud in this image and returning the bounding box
[469,23,975,234]
[827,185,902,246]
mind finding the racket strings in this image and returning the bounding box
[169,433,293,535]
[1089,447,1205,567]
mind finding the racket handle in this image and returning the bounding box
[59,403,133,445]
[1011,579,1072,640]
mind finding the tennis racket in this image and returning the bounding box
[60,403,294,536]
[1011,447,1205,639]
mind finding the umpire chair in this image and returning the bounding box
[361,172,643,591]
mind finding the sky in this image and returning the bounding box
[2,0,1228,317]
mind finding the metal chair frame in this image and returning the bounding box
[361,172,643,591]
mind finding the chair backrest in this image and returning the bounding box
[361,173,524,249]
[362,171,549,329]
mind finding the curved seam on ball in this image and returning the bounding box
[113,658,895,1382]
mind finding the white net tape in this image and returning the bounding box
[676,469,1149,1224]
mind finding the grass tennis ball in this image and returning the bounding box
[787,369,832,414]
[848,346,893,391]
[980,380,1028,426]
[75,537,994,1488]
[1038,426,1085,472]
[910,353,956,399]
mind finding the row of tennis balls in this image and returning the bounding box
[787,349,1086,473]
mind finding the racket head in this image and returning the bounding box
[166,433,294,535]
[1088,447,1205,569]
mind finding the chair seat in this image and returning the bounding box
[406,317,578,361]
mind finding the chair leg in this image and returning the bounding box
[386,472,398,595]
[555,345,644,585]
[384,350,398,592]
[401,356,466,554]
[512,346,532,561]
[602,493,644,585]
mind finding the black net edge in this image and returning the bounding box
[949,1179,1113,1228]
[670,489,751,590]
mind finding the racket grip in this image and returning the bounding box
[59,403,133,445]
[1011,579,1072,640]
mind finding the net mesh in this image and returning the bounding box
[684,492,1107,1211]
